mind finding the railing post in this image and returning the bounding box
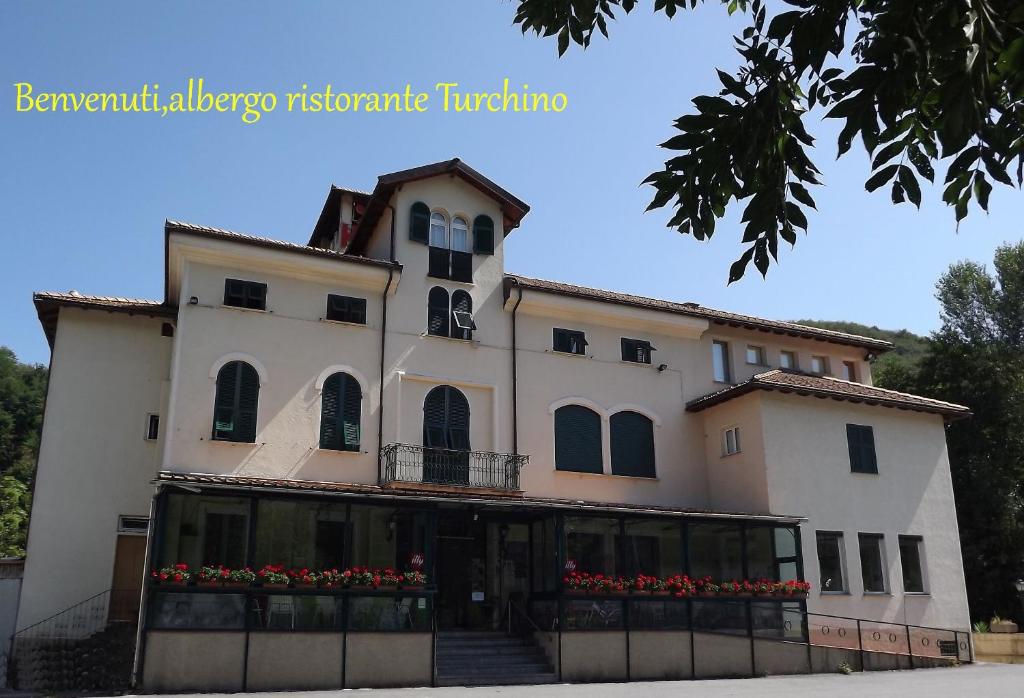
[857,619,864,671]
[905,625,914,669]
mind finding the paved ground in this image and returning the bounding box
[140,663,1024,698]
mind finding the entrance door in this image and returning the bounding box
[423,385,471,485]
[436,512,485,629]
[109,534,146,622]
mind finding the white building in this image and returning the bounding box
[15,159,972,691]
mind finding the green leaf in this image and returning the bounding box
[865,164,899,192]
[871,141,906,170]
[785,202,808,230]
[728,247,755,284]
[788,182,816,209]
[891,180,905,204]
[907,146,935,182]
[557,27,569,56]
[899,165,921,208]
[973,172,992,212]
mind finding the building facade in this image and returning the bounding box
[15,160,972,690]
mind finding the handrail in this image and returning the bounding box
[13,588,112,637]
[806,610,971,636]
[507,598,542,636]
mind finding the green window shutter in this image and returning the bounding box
[427,287,450,337]
[341,374,361,451]
[212,363,239,439]
[236,363,260,442]
[320,373,342,450]
[409,202,430,244]
[847,424,877,473]
[473,215,494,255]
[554,405,602,474]
[610,411,655,477]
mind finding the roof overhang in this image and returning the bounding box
[346,159,530,256]
[307,185,373,248]
[155,471,804,524]
[33,292,176,349]
[686,370,971,421]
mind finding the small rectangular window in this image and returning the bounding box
[780,350,797,369]
[224,278,267,311]
[325,294,367,324]
[841,360,857,382]
[553,328,587,355]
[816,531,846,593]
[810,355,828,375]
[145,414,160,441]
[118,515,150,534]
[745,345,766,365]
[847,424,878,474]
[621,338,654,364]
[722,426,741,456]
[858,533,888,593]
[899,535,926,593]
[712,340,731,382]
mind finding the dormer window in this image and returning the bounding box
[451,216,470,252]
[429,211,448,247]
[427,210,473,283]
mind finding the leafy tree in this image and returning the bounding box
[512,0,1024,281]
[0,347,47,556]
[913,242,1024,623]
[795,320,929,391]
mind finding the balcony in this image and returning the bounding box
[380,443,526,493]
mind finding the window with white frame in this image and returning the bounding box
[858,533,888,593]
[810,355,828,375]
[712,340,731,382]
[722,426,741,456]
[780,350,798,370]
[816,531,847,593]
[450,216,470,252]
[746,345,766,365]
[841,360,857,382]
[899,535,927,593]
[429,211,448,248]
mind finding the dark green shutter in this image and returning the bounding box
[610,411,655,477]
[554,405,602,473]
[213,361,259,443]
[409,202,430,243]
[473,215,494,255]
[341,374,361,450]
[320,373,342,450]
[428,287,449,337]
[847,424,878,474]
[451,290,473,340]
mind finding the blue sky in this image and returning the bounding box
[2,1,1021,366]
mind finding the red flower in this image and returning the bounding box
[175,563,188,571]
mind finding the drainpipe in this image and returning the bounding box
[509,278,524,455]
[376,205,397,483]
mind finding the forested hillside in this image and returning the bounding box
[0,347,47,557]
[795,320,928,392]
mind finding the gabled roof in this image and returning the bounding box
[685,369,970,420]
[345,158,530,256]
[506,275,894,352]
[307,185,374,249]
[33,290,175,348]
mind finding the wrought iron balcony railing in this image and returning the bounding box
[380,443,526,491]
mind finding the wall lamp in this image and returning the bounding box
[188,296,199,305]
[657,363,668,372]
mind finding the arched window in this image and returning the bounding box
[423,385,471,484]
[451,216,470,252]
[320,372,362,451]
[473,215,494,255]
[212,361,259,443]
[409,202,430,244]
[610,411,655,478]
[554,405,602,474]
[451,290,475,341]
[429,211,448,248]
[428,287,450,337]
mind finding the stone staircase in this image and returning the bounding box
[435,630,556,686]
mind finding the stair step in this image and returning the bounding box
[438,660,552,672]
[438,652,547,665]
[438,644,544,655]
[436,673,557,687]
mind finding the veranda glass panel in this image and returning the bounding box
[249,594,343,630]
[531,517,557,593]
[629,599,689,630]
[564,516,619,577]
[253,499,348,570]
[620,519,682,577]
[752,601,804,640]
[746,526,775,579]
[688,523,743,581]
[349,505,431,575]
[691,599,747,636]
[158,494,249,569]
[348,595,432,631]
[149,592,246,630]
[564,599,624,630]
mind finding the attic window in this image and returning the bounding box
[621,338,654,364]
[553,328,587,355]
[224,279,267,311]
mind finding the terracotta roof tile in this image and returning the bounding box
[507,275,893,352]
[33,290,176,349]
[686,369,970,419]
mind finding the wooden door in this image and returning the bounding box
[109,534,147,622]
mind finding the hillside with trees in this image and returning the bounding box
[0,347,47,557]
[795,320,929,392]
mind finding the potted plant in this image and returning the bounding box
[320,568,343,589]
[290,568,321,589]
[197,565,225,587]
[152,563,192,586]
[991,615,1019,633]
[400,570,427,590]
[257,564,290,589]
[778,580,811,599]
[694,576,719,597]
[347,566,379,590]
[606,577,631,596]
[563,571,593,594]
[224,567,255,588]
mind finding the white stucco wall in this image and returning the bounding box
[759,393,968,629]
[17,309,171,628]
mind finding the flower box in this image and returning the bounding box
[400,585,425,591]
[222,581,249,589]
[651,590,671,597]
[196,580,222,588]
[261,583,290,590]
[348,584,376,591]
[293,582,319,590]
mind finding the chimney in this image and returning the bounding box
[338,192,354,252]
